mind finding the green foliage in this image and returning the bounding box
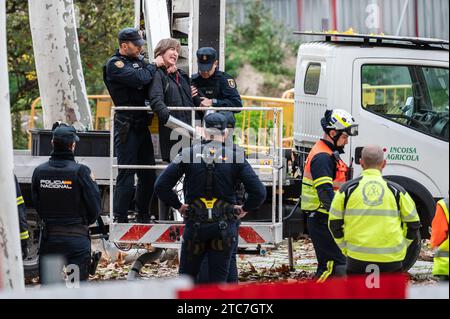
[6,0,134,149]
[225,1,291,77]
[77,0,134,94]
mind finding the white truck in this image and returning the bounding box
[293,32,449,268]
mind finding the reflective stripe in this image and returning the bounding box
[401,208,419,222]
[435,250,449,258]
[16,196,24,206]
[313,176,333,187]
[337,241,347,250]
[346,241,407,255]
[329,208,344,218]
[20,231,29,240]
[345,209,400,217]
[334,113,351,128]
[315,180,334,187]
[317,260,334,283]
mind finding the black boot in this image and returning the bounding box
[136,214,151,224]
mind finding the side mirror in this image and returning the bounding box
[402,96,414,117]
[355,147,363,165]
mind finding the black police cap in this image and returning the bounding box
[52,123,80,144]
[118,27,145,47]
[197,47,218,72]
[204,113,227,131]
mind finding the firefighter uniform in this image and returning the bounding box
[430,198,449,279]
[329,169,421,274]
[301,139,348,280]
[301,109,359,281]
[31,125,101,282]
[15,175,29,258]
[155,113,266,283]
[103,27,157,223]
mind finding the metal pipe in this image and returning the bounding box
[109,107,115,224]
[287,237,294,271]
[113,164,274,170]
[395,0,410,36]
[278,109,283,223]
[0,0,25,291]
[271,109,278,224]
[331,0,338,30]
[113,106,283,111]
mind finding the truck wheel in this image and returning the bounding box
[384,176,435,271]
[384,175,435,238]
[23,214,41,281]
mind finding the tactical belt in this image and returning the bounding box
[45,224,90,238]
[187,198,236,223]
[115,113,151,127]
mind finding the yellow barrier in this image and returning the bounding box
[239,95,294,151]
[28,94,295,150]
[362,84,412,108]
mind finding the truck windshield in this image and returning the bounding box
[361,64,449,142]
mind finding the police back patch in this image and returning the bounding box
[115,60,125,68]
[227,79,236,88]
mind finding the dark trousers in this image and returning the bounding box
[197,221,240,284]
[113,119,156,219]
[307,211,346,278]
[179,220,238,284]
[346,257,403,275]
[39,235,91,282]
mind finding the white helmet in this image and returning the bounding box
[321,109,359,136]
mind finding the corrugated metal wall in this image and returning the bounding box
[226,0,449,40]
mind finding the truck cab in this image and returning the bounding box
[293,33,449,239]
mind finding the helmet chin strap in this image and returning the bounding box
[328,130,344,151]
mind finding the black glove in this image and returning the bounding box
[21,239,28,259]
[157,107,170,125]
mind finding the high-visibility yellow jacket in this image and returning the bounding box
[329,169,420,263]
[431,199,449,276]
[15,175,29,241]
[301,140,348,214]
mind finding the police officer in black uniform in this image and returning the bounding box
[197,111,243,284]
[155,113,266,283]
[103,27,162,223]
[31,124,101,282]
[191,47,242,120]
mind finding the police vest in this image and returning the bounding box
[35,160,88,224]
[188,143,236,222]
[433,198,449,276]
[301,140,348,214]
[193,72,221,100]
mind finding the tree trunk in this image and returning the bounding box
[28,0,92,130]
[0,0,25,292]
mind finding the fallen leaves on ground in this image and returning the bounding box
[418,240,434,262]
[239,261,314,283]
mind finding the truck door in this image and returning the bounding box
[351,58,449,198]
